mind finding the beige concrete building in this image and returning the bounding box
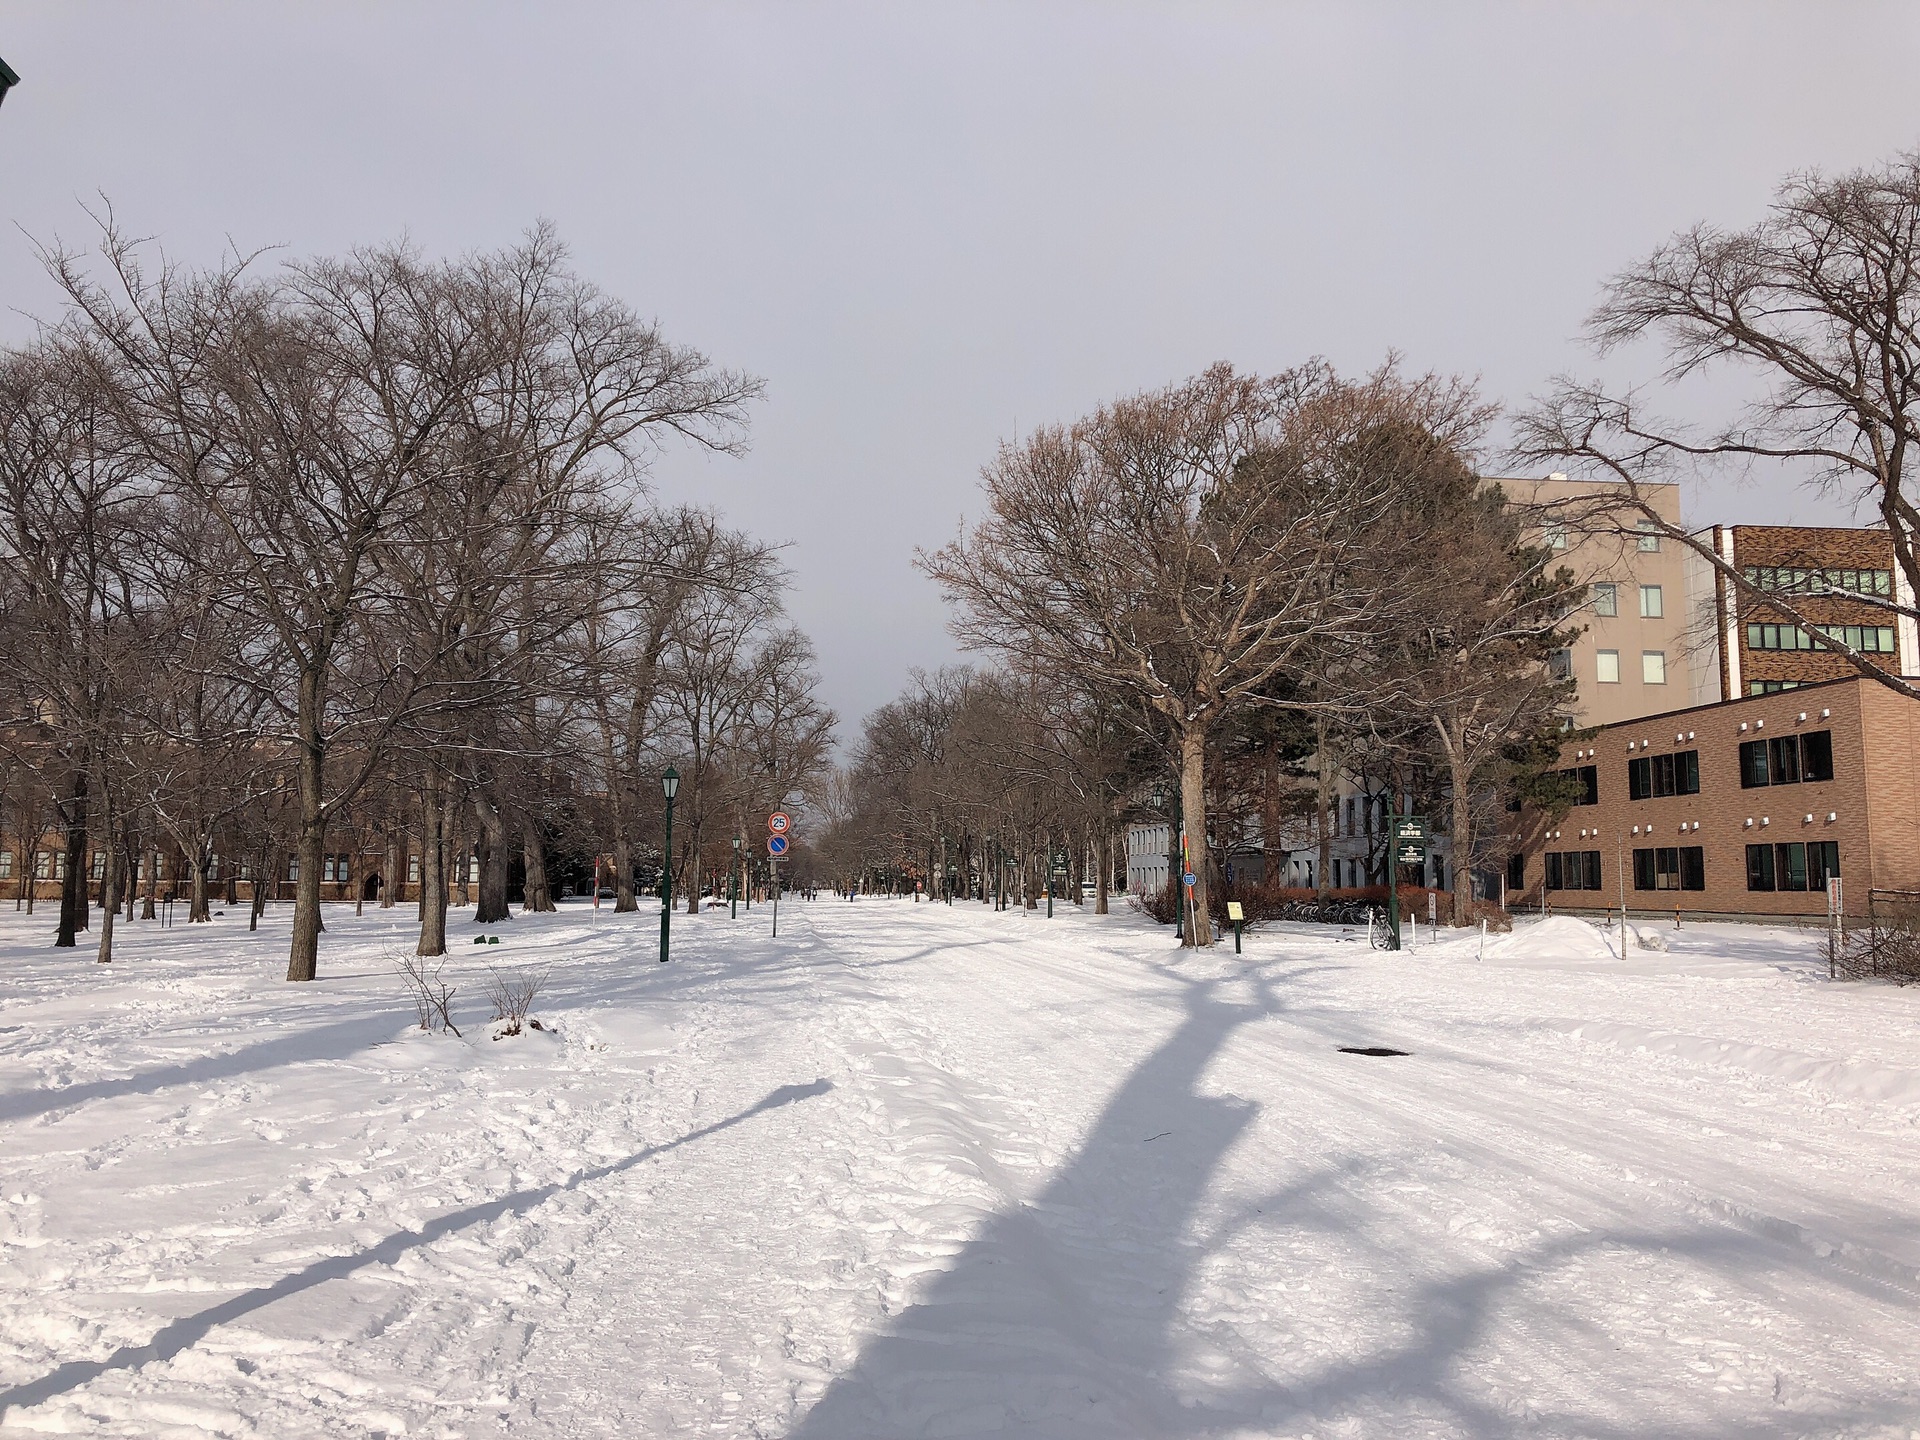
[1491,474,1713,727]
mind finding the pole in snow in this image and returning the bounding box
[659,767,679,963]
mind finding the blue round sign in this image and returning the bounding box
[1183,871,1196,886]
[768,834,789,856]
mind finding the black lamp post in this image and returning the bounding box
[658,767,679,963]
[730,834,741,919]
[0,55,19,110]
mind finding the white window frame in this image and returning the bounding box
[1596,649,1620,683]
[1642,650,1667,685]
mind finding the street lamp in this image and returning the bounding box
[658,767,679,963]
[731,834,741,919]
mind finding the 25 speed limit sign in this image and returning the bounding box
[768,811,791,835]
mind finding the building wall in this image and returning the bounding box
[1491,475,1705,726]
[1858,680,1920,896]
[1708,525,1908,698]
[1125,822,1170,895]
[1516,677,1907,917]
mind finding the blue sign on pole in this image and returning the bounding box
[1183,871,1196,887]
[768,834,789,857]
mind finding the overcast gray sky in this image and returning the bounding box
[4,3,1918,736]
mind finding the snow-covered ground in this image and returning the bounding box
[2,897,1918,1439]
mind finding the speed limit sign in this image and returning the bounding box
[768,811,791,835]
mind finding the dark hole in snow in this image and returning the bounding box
[1337,1046,1410,1057]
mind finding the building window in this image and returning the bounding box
[0,852,12,880]
[1632,845,1705,891]
[1636,520,1660,552]
[1545,850,1603,891]
[1593,583,1618,617]
[1345,797,1356,838]
[1642,651,1667,685]
[1549,648,1573,680]
[1628,749,1699,800]
[1596,649,1620,683]
[1639,584,1664,618]
[287,858,300,882]
[1739,730,1833,787]
[1814,624,1897,654]
[90,852,106,880]
[1545,524,1568,550]
[1745,840,1838,893]
[1748,679,1803,695]
[1507,853,1525,893]
[1743,565,1893,597]
[1747,623,1816,651]
[1560,764,1600,805]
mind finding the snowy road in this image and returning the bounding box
[2,898,1918,1437]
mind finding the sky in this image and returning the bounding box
[3,2,1919,739]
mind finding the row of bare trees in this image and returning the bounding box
[0,220,833,978]
[885,363,1582,944]
[870,143,1920,945]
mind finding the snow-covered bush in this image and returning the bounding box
[395,952,461,1036]
[484,964,551,1038]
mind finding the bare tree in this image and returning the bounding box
[924,363,1456,945]
[1513,145,1920,698]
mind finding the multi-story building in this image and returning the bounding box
[1124,821,1172,896]
[1494,473,1712,726]
[1689,524,1920,699]
[1515,673,1920,919]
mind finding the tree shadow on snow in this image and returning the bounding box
[0,1010,410,1125]
[0,1078,832,1419]
[785,960,1919,1439]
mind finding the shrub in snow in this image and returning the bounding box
[1838,904,1920,983]
[395,952,461,1036]
[485,964,551,1038]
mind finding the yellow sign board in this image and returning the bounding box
[1226,901,1244,921]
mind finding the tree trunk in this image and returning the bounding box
[1315,717,1335,901]
[55,773,87,947]
[1096,823,1110,915]
[249,857,269,931]
[380,828,399,909]
[683,817,700,916]
[189,850,211,923]
[614,835,637,912]
[1447,727,1475,926]
[141,843,158,920]
[1178,723,1214,946]
[417,775,448,956]
[285,668,329,981]
[522,824,554,912]
[472,792,512,924]
[95,836,119,964]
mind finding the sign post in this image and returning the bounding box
[1827,875,1844,978]
[1227,899,1244,955]
[766,813,793,937]
[768,829,789,938]
[1388,816,1428,952]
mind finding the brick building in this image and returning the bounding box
[1692,524,1920,699]
[1516,674,1920,919]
